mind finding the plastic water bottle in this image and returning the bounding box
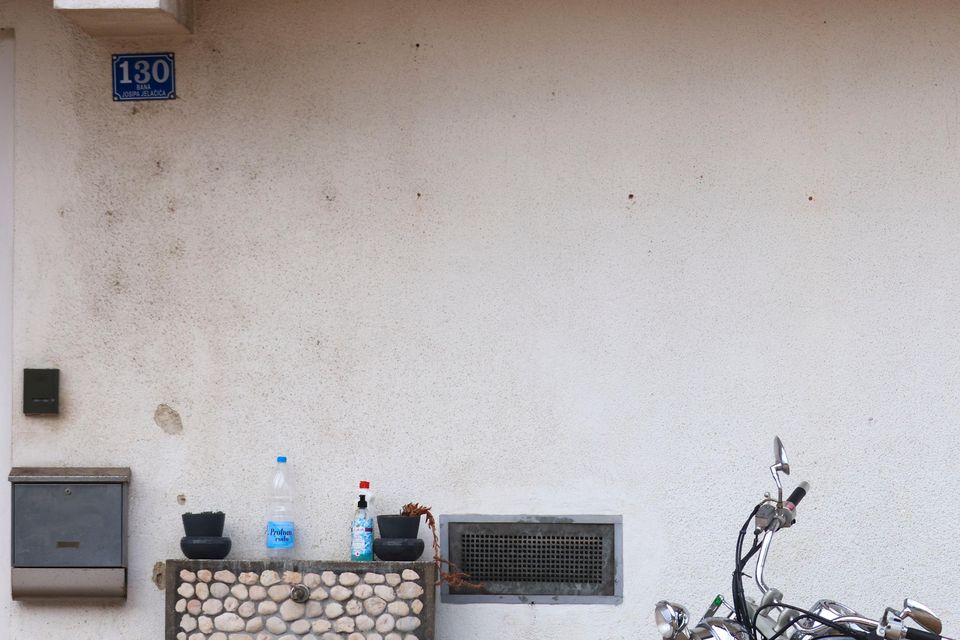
[350,492,373,561]
[266,455,295,557]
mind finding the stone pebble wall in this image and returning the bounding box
[174,568,427,640]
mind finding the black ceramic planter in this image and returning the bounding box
[377,514,420,539]
[181,511,230,559]
[373,537,425,561]
[182,511,225,537]
[181,536,232,560]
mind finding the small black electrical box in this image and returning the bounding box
[23,369,59,415]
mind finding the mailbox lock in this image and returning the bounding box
[63,488,72,496]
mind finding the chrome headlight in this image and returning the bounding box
[655,601,690,640]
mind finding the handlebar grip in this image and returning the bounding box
[785,481,810,510]
[905,628,943,640]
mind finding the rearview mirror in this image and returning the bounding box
[902,599,942,634]
[770,436,791,503]
[774,436,790,475]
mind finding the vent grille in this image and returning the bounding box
[440,515,622,604]
[460,533,604,583]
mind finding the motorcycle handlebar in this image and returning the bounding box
[905,628,945,640]
[785,481,810,510]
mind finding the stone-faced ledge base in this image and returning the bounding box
[164,560,436,640]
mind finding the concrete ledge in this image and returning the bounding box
[164,560,437,640]
[54,0,193,36]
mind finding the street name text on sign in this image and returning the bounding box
[112,53,175,101]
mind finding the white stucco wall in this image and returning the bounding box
[3,0,960,638]
[0,25,13,639]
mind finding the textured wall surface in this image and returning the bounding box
[3,1,960,639]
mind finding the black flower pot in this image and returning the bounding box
[181,536,232,560]
[377,514,420,539]
[182,511,225,537]
[374,537,424,561]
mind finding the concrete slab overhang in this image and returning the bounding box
[54,0,193,36]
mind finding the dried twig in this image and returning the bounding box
[401,502,482,589]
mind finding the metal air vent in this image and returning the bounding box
[439,514,622,604]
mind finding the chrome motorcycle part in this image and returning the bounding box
[754,530,776,594]
[795,600,874,637]
[777,607,801,633]
[755,503,779,531]
[900,599,942,634]
[879,612,909,640]
[656,600,691,640]
[774,436,790,475]
[805,599,859,624]
[695,618,751,640]
[702,595,726,620]
[771,436,791,504]
[760,588,782,608]
[748,598,782,639]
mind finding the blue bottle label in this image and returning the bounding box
[350,517,373,560]
[267,520,294,549]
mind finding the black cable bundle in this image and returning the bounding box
[732,503,763,638]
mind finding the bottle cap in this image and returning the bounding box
[359,480,370,489]
[277,456,287,463]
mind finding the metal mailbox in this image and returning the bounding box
[9,467,130,600]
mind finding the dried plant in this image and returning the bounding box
[400,502,482,589]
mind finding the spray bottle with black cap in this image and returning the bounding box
[350,480,374,561]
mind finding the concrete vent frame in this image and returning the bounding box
[439,514,623,604]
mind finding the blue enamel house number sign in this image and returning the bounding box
[112,53,175,101]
